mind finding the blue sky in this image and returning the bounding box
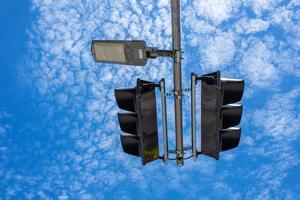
[1,0,300,199]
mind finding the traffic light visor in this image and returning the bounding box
[115,88,136,112]
[221,127,241,151]
[120,135,140,156]
[118,113,138,135]
[221,104,243,129]
[221,78,244,105]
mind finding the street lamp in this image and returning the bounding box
[91,40,173,66]
[91,40,148,66]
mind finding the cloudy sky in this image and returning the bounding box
[1,0,300,199]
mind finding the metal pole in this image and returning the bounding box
[191,73,197,159]
[160,79,169,164]
[171,0,184,166]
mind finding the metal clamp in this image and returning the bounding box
[165,90,182,97]
[183,88,191,92]
[165,88,191,97]
[168,146,193,154]
[166,92,173,96]
[174,90,182,96]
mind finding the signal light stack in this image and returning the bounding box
[191,71,244,160]
[115,79,160,165]
[91,0,245,166]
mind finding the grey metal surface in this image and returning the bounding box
[171,0,184,166]
[136,80,160,165]
[91,40,148,66]
[191,73,197,160]
[146,48,173,58]
[201,72,221,160]
[160,79,169,164]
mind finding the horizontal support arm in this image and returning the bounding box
[146,48,173,58]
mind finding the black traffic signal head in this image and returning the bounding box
[201,71,244,159]
[115,79,159,165]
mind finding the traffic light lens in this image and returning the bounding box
[115,88,136,112]
[118,113,138,135]
[221,104,243,129]
[221,128,241,151]
[120,135,140,156]
[221,78,244,105]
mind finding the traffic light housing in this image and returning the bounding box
[201,71,244,159]
[115,79,159,165]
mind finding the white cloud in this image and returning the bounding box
[14,0,180,199]
[7,0,300,199]
[245,0,279,16]
[200,31,236,70]
[269,6,292,25]
[56,93,69,105]
[273,48,300,78]
[193,0,241,25]
[243,87,300,199]
[253,88,300,140]
[289,0,300,7]
[239,40,279,87]
[0,127,6,135]
[243,136,254,145]
[235,18,269,34]
[0,111,13,136]
[182,5,217,47]
[158,0,169,8]
[268,3,300,51]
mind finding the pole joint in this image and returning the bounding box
[174,90,183,96]
[176,150,184,166]
[174,50,181,63]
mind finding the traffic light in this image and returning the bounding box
[201,71,244,159]
[115,79,159,165]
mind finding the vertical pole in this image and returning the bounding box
[191,73,197,159]
[171,0,184,166]
[160,79,168,164]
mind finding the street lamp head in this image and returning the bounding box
[91,40,148,66]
